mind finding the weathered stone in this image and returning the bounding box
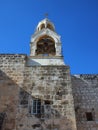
[2,18,98,130]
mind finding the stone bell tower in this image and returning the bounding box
[21,18,77,130]
[27,18,65,66]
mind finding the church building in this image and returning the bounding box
[0,18,98,130]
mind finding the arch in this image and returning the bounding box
[47,24,54,31]
[35,35,56,56]
[40,24,45,30]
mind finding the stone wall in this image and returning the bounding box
[1,54,98,130]
[72,74,98,130]
[0,54,77,130]
[17,66,76,130]
[0,54,26,130]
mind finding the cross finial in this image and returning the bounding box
[44,13,49,18]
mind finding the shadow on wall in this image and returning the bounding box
[0,69,19,130]
[0,69,73,130]
[26,58,41,66]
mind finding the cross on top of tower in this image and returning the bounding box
[44,13,49,18]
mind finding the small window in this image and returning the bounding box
[86,112,93,121]
[45,100,51,105]
[32,99,41,114]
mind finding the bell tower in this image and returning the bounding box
[27,18,65,66]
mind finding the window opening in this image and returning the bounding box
[32,99,41,114]
[36,36,56,56]
[47,24,54,31]
[86,112,93,121]
[45,100,51,105]
[31,99,53,119]
[41,24,45,30]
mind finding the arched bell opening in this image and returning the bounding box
[35,35,56,56]
[40,24,45,30]
[47,24,54,31]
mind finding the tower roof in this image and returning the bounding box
[36,18,55,31]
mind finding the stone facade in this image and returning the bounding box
[72,75,98,130]
[0,18,97,130]
[0,54,25,130]
[0,55,76,130]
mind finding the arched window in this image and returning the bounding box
[36,36,56,56]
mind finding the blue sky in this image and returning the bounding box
[0,0,98,74]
